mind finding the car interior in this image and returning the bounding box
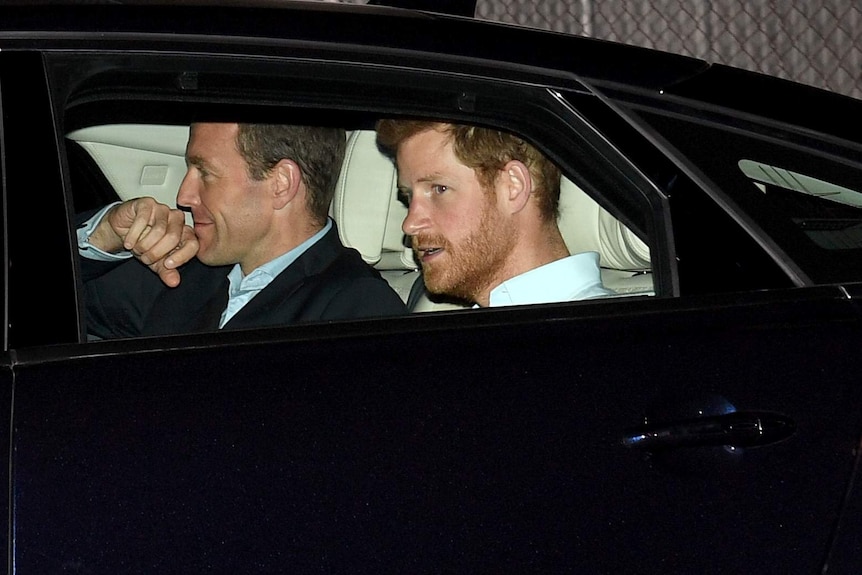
[66,123,655,316]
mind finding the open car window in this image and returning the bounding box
[65,120,656,327]
[51,50,667,343]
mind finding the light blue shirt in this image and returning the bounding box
[77,202,132,262]
[486,252,613,307]
[219,220,331,327]
[78,205,332,328]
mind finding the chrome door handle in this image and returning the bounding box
[622,411,796,450]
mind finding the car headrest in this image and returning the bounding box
[331,130,414,269]
[559,178,651,271]
[67,124,191,221]
[332,129,651,273]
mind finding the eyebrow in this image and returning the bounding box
[415,172,445,184]
[186,154,206,168]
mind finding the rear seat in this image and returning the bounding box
[331,129,654,312]
[67,124,191,222]
[330,129,420,303]
[558,177,653,295]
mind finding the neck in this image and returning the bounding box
[239,217,327,275]
[475,222,569,307]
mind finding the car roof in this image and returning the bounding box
[0,0,859,144]
[0,0,708,90]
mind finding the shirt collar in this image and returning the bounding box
[487,251,610,307]
[227,218,332,295]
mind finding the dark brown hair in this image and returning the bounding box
[236,124,347,224]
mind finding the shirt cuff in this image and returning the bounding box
[77,202,133,262]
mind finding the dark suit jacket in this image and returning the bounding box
[83,224,407,339]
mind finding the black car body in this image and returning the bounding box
[1,1,862,573]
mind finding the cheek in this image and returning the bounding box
[196,183,219,211]
[206,181,247,219]
[229,187,270,231]
[445,203,487,239]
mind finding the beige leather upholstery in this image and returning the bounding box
[331,129,654,309]
[559,178,653,295]
[67,124,192,224]
[331,130,419,302]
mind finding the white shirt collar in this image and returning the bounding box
[486,251,613,307]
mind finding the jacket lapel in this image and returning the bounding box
[222,225,344,330]
[142,260,231,336]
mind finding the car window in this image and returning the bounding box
[630,108,862,286]
[65,120,657,321]
[48,52,671,343]
[57,48,862,345]
[739,159,862,250]
[51,47,862,346]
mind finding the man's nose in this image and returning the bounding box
[402,200,430,236]
[176,170,199,209]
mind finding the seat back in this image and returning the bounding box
[330,129,419,302]
[559,178,653,295]
[67,124,191,223]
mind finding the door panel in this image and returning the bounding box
[11,291,862,573]
[1,51,79,348]
[0,365,12,574]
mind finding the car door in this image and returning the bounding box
[6,34,862,575]
[10,293,862,574]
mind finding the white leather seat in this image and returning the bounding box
[67,124,192,224]
[330,129,419,303]
[331,129,654,311]
[559,178,653,295]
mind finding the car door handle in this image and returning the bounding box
[622,410,796,450]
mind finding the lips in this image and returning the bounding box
[413,238,446,263]
[413,235,448,263]
[415,246,440,260]
[191,212,213,229]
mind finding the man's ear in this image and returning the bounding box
[501,160,532,214]
[271,158,303,210]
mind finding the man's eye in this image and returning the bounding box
[431,184,448,194]
[397,190,411,206]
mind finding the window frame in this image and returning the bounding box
[39,48,679,345]
[597,84,862,288]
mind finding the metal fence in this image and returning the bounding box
[324,0,862,100]
[474,0,862,100]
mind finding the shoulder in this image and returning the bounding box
[294,238,406,318]
[267,224,408,320]
[320,246,408,316]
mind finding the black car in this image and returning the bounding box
[2,1,862,573]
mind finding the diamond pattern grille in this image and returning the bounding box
[474,0,862,100]
[322,0,861,100]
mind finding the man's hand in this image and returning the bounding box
[89,197,199,287]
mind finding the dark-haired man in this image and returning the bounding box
[80,122,405,339]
